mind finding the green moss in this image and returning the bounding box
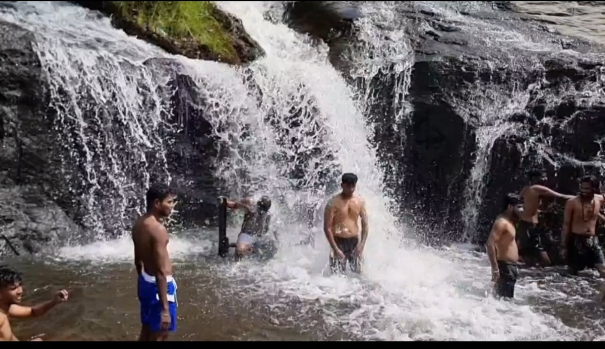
[112,1,237,61]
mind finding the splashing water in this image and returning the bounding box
[0,0,597,341]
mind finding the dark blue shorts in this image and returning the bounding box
[138,271,178,333]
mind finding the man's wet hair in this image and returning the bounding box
[580,175,601,192]
[146,183,175,212]
[0,266,22,289]
[257,195,272,212]
[527,169,544,180]
[502,193,521,211]
[342,173,358,185]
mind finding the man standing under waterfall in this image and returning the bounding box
[132,183,178,341]
[560,176,605,288]
[486,193,521,299]
[518,170,574,267]
[324,173,369,274]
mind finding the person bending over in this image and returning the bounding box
[223,196,274,261]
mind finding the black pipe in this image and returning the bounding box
[1,235,20,256]
[218,198,229,257]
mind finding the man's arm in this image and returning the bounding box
[359,200,369,247]
[132,231,142,276]
[532,185,574,200]
[561,199,574,249]
[323,200,339,252]
[8,290,68,319]
[151,226,171,317]
[225,197,253,211]
[486,220,504,275]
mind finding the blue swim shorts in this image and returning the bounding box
[138,270,178,333]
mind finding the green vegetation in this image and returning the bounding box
[113,1,237,61]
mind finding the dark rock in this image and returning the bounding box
[284,1,605,261]
[0,20,80,255]
[0,186,80,255]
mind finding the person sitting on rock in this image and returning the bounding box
[0,265,68,341]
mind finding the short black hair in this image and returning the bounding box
[342,173,358,185]
[146,183,175,212]
[257,195,272,212]
[580,175,600,192]
[502,193,521,211]
[527,169,544,180]
[0,266,22,289]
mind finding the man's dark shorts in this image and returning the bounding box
[329,236,361,273]
[495,261,518,299]
[567,234,605,272]
[517,220,545,256]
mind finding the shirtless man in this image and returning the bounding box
[0,265,68,341]
[132,183,178,341]
[560,176,605,281]
[222,196,274,261]
[518,170,574,267]
[324,173,368,274]
[486,194,521,299]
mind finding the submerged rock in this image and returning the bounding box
[72,1,265,65]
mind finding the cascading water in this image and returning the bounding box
[1,1,173,239]
[0,0,600,341]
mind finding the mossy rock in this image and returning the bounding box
[73,1,264,65]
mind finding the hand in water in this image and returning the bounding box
[161,310,171,331]
[353,243,364,257]
[54,289,68,303]
[559,247,567,260]
[333,248,345,260]
[491,270,499,282]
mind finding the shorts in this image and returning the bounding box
[567,234,605,272]
[138,270,178,333]
[517,220,545,255]
[237,233,277,260]
[329,236,361,273]
[494,261,518,299]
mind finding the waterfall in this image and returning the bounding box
[0,0,585,341]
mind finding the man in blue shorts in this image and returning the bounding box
[131,183,178,341]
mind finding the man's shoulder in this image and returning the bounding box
[493,216,513,229]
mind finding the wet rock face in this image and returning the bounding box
[0,22,223,255]
[284,1,605,252]
[0,20,80,254]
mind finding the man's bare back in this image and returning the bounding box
[329,194,364,239]
[132,215,172,277]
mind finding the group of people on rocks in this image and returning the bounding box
[487,170,605,299]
